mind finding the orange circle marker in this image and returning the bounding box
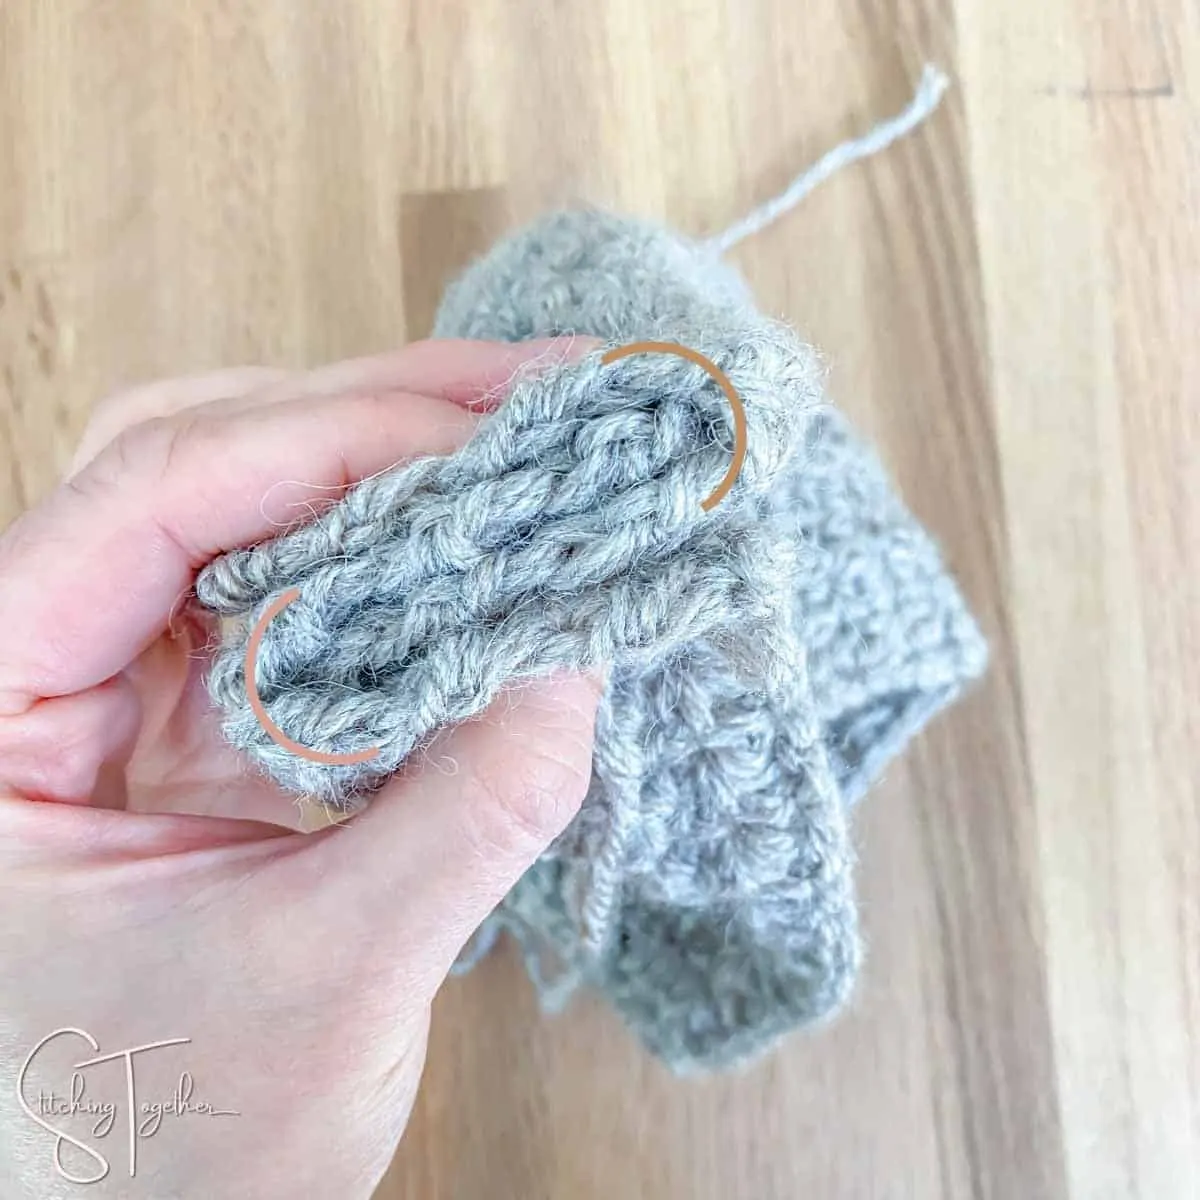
[600,340,748,511]
[244,587,381,765]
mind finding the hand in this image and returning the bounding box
[0,339,602,1199]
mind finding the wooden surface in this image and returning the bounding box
[2,2,1197,1197]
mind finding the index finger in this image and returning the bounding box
[69,337,589,474]
[0,337,592,713]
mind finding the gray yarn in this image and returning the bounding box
[195,209,986,1072]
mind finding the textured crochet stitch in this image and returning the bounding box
[196,209,987,1073]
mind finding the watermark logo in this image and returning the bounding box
[16,1028,239,1185]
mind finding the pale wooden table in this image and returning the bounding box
[1,3,1196,1197]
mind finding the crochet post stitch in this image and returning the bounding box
[195,72,987,1072]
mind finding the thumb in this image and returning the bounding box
[312,669,605,990]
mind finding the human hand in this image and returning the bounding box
[0,339,602,1199]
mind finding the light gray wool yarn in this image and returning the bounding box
[194,206,987,1073]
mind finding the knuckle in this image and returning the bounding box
[0,713,98,800]
[73,382,171,469]
[136,412,211,478]
[465,746,591,862]
[71,417,169,492]
[72,410,214,500]
[62,429,132,500]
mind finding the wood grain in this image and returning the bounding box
[1,2,1196,1196]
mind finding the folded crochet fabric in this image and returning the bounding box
[195,209,986,1072]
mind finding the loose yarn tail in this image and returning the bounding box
[704,64,949,256]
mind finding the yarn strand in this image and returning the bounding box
[705,64,950,256]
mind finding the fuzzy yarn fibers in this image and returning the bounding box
[195,210,986,1072]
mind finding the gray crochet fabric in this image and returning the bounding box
[195,210,986,1072]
